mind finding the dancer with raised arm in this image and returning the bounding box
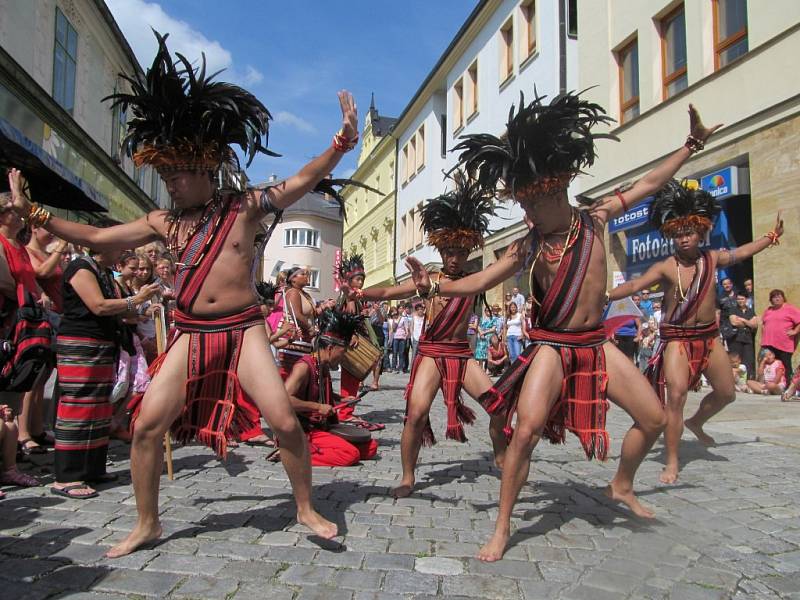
[3,31,360,557]
[347,174,508,497]
[608,180,783,483]
[407,92,720,561]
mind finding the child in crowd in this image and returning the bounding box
[747,348,786,396]
[729,352,749,393]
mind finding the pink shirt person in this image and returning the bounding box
[760,292,800,353]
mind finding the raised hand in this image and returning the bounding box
[688,104,723,143]
[405,257,430,292]
[6,168,31,215]
[773,211,784,238]
[338,91,358,140]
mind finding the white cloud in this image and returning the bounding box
[107,0,262,87]
[273,110,317,134]
[339,167,356,178]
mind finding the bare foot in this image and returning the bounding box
[391,477,415,498]
[659,464,679,485]
[604,484,655,519]
[106,522,162,558]
[297,509,337,540]
[477,529,510,562]
[684,418,716,447]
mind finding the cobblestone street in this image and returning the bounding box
[2,371,800,599]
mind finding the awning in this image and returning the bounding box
[0,117,108,212]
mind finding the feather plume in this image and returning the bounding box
[649,179,720,235]
[420,171,496,250]
[317,309,363,346]
[103,30,277,172]
[312,177,380,221]
[338,252,365,281]
[255,280,279,304]
[451,89,617,199]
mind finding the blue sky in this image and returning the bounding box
[107,0,479,182]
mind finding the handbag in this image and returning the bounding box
[0,283,54,392]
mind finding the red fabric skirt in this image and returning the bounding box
[307,430,378,467]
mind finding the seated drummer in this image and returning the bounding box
[283,309,378,467]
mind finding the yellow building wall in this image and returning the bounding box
[342,131,396,288]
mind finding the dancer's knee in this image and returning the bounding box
[270,413,301,439]
[666,389,687,411]
[512,421,542,453]
[405,408,430,430]
[643,410,667,435]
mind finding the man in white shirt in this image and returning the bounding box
[410,303,425,365]
[511,287,526,313]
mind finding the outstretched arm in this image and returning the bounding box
[6,169,160,250]
[588,105,723,224]
[252,91,358,215]
[717,213,784,268]
[608,262,665,301]
[407,236,528,298]
[358,277,419,301]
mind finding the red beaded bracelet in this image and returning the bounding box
[614,189,629,212]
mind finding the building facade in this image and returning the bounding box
[392,0,578,305]
[260,184,343,303]
[341,96,397,289]
[577,0,800,311]
[0,0,164,221]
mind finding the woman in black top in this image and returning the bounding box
[51,250,158,499]
[728,292,758,380]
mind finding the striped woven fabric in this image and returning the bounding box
[54,335,116,482]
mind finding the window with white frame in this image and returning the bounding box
[466,61,478,117]
[452,78,464,132]
[499,17,514,83]
[284,228,321,248]
[402,146,409,184]
[521,1,537,59]
[307,269,320,289]
[415,125,425,172]
[414,202,424,247]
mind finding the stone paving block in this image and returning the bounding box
[295,586,355,600]
[196,539,269,560]
[231,582,295,600]
[280,564,336,586]
[214,559,282,581]
[50,543,110,564]
[265,545,317,563]
[560,584,627,600]
[93,569,183,597]
[518,580,567,600]
[332,568,383,590]
[0,557,65,581]
[441,574,519,599]
[388,539,432,555]
[314,549,365,568]
[669,582,730,600]
[434,541,479,558]
[172,575,239,599]
[464,557,541,580]
[144,553,227,576]
[581,568,643,593]
[537,562,584,583]
[363,552,415,571]
[383,571,440,595]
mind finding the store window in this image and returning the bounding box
[714,0,748,69]
[661,5,688,99]
[53,8,78,113]
[284,228,321,248]
[617,38,640,123]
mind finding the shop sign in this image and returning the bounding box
[700,166,738,199]
[608,197,653,234]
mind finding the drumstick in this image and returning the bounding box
[333,396,362,411]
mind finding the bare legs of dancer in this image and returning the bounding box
[106,326,335,558]
[478,342,666,562]
[661,341,735,484]
[391,358,506,498]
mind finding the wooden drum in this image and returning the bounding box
[341,333,382,381]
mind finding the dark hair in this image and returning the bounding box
[769,289,785,300]
[119,250,138,265]
[728,351,740,359]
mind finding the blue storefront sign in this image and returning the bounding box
[609,197,653,234]
[700,166,738,199]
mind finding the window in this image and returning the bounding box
[386,234,392,262]
[53,8,78,113]
[415,125,425,172]
[567,0,578,38]
[414,202,424,247]
[714,0,748,69]
[466,61,478,116]
[499,17,514,83]
[452,78,464,132]
[133,164,145,188]
[408,136,416,179]
[284,228,320,248]
[660,5,687,99]
[617,38,640,124]
[400,214,408,255]
[110,90,127,160]
[521,1,537,58]
[150,169,161,201]
[307,269,320,289]
[440,114,447,157]
[402,146,409,183]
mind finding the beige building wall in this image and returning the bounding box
[577,2,800,309]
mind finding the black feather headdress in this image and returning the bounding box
[313,177,380,222]
[338,252,365,282]
[420,171,495,251]
[104,30,277,173]
[649,179,720,237]
[255,280,279,304]
[316,309,363,347]
[451,89,617,200]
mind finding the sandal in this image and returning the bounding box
[32,432,55,447]
[50,483,98,499]
[342,417,385,432]
[244,436,276,447]
[0,468,39,487]
[18,439,47,456]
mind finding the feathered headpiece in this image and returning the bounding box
[451,90,617,200]
[104,30,277,173]
[338,252,365,282]
[420,171,495,251]
[316,309,363,347]
[649,179,720,238]
[312,177,380,222]
[255,280,279,305]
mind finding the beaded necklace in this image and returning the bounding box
[166,192,224,269]
[528,209,581,309]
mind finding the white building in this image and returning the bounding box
[259,180,343,303]
[576,0,800,309]
[0,0,165,221]
[392,0,578,304]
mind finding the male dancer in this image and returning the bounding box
[4,32,358,556]
[349,174,507,497]
[608,179,783,483]
[407,92,720,561]
[284,309,378,466]
[335,252,384,429]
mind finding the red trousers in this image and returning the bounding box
[307,430,377,467]
[338,369,361,420]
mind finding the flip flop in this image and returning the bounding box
[18,439,47,456]
[244,437,276,447]
[51,484,98,499]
